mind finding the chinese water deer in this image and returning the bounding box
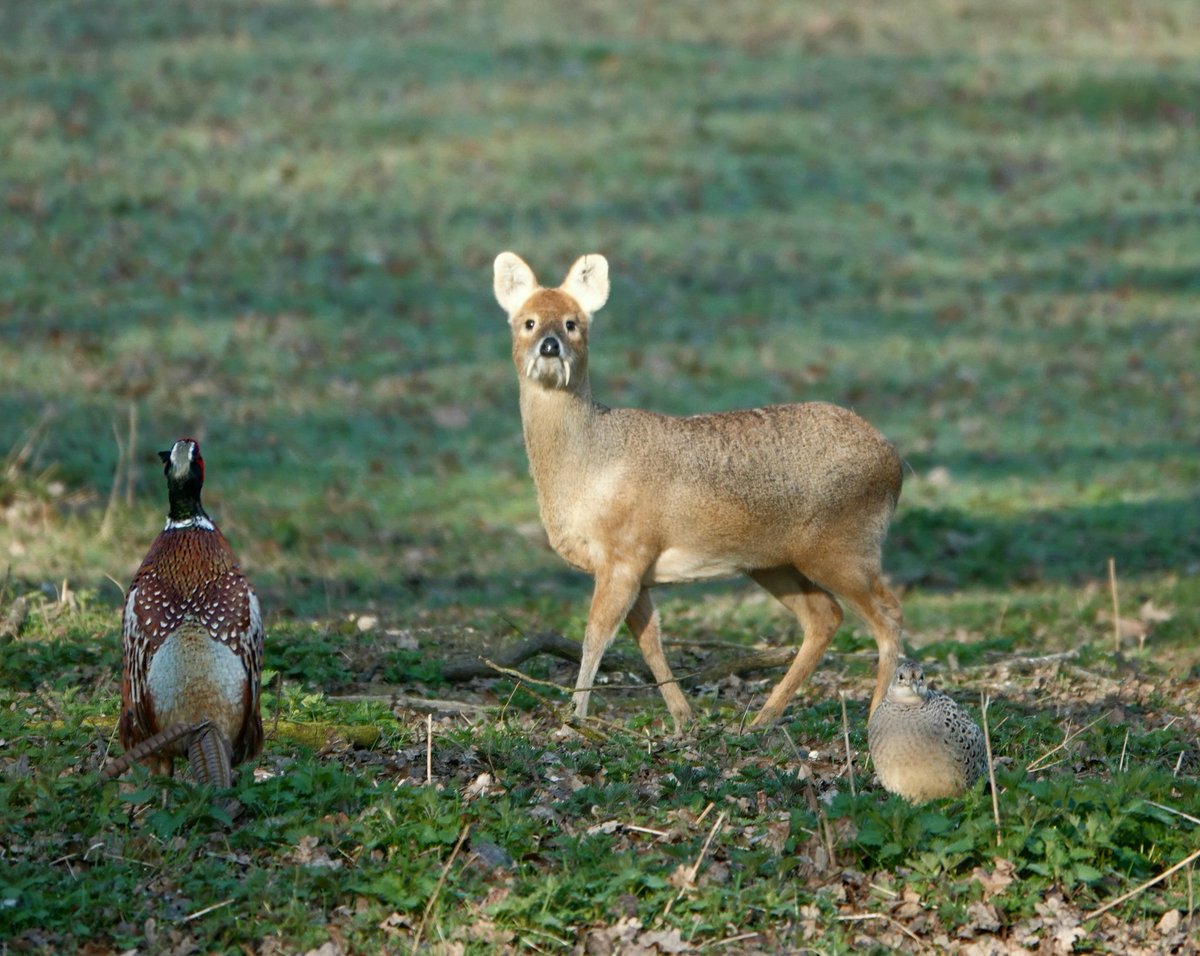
[494,251,904,731]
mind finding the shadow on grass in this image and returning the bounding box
[890,495,1200,589]
[249,493,1200,620]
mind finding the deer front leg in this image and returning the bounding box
[625,587,692,732]
[574,567,643,719]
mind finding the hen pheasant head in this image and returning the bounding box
[885,658,930,707]
[159,438,210,527]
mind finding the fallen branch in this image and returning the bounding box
[441,630,651,682]
[441,630,800,687]
[683,646,798,685]
[330,689,489,716]
[958,649,1080,676]
[480,658,576,694]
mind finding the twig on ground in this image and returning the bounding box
[498,680,521,721]
[480,659,575,694]
[778,725,807,763]
[183,898,234,923]
[839,692,856,797]
[412,822,471,953]
[1108,556,1120,653]
[1026,715,1105,774]
[801,771,838,870]
[1145,800,1200,828]
[711,932,762,948]
[817,799,838,871]
[688,811,727,883]
[662,810,727,919]
[1086,846,1200,921]
[736,695,755,735]
[625,824,671,838]
[272,671,282,738]
[101,720,119,770]
[476,659,622,737]
[425,714,433,786]
[1188,864,1195,934]
[1031,649,1076,666]
[835,913,924,946]
[981,692,1001,846]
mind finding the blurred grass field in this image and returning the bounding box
[2,0,1199,951]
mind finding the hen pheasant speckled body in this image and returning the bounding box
[867,659,986,803]
[116,439,263,785]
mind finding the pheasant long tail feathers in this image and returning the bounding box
[188,724,234,788]
[101,719,211,780]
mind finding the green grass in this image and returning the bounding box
[2,0,1199,951]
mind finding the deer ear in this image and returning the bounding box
[562,254,609,315]
[494,252,538,316]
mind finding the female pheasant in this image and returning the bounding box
[867,658,987,803]
[113,439,263,787]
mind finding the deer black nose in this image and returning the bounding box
[539,336,561,357]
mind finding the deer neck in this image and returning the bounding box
[517,377,599,493]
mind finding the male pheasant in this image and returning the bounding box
[110,439,263,787]
[867,658,986,803]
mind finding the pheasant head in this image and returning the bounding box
[160,438,210,528]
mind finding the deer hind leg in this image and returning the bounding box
[574,566,644,720]
[860,576,904,717]
[625,587,692,732]
[815,563,904,718]
[748,566,844,727]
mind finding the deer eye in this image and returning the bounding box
[524,319,535,330]
[565,320,577,332]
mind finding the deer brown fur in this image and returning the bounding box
[494,251,905,730]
